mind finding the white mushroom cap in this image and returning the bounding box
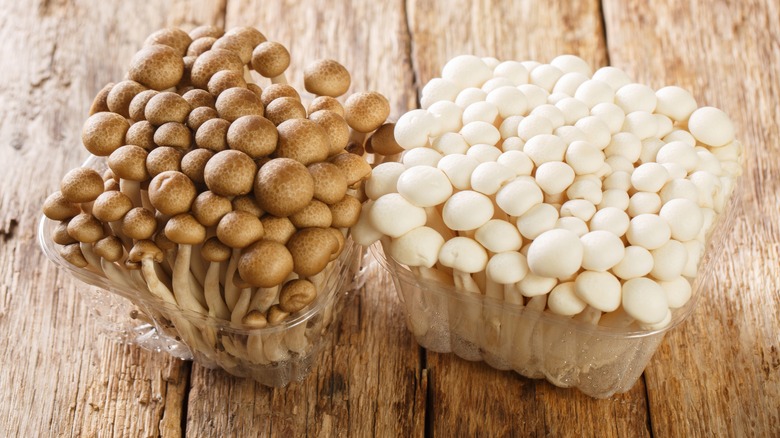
[547,282,587,316]
[427,101,464,134]
[535,161,575,195]
[591,102,626,134]
[526,228,583,278]
[589,207,630,236]
[664,129,697,147]
[564,141,604,175]
[622,111,659,140]
[622,277,669,324]
[431,132,469,155]
[389,226,446,268]
[493,60,529,85]
[529,64,563,92]
[604,132,642,162]
[481,77,515,93]
[560,199,596,222]
[351,200,384,246]
[486,251,528,284]
[395,109,438,149]
[550,54,592,76]
[420,78,460,109]
[455,87,487,108]
[627,192,662,217]
[516,203,559,240]
[575,271,622,312]
[518,84,549,109]
[612,245,654,280]
[500,135,525,152]
[626,214,671,250]
[655,114,674,138]
[465,144,502,163]
[555,216,589,237]
[369,193,427,238]
[631,162,670,193]
[497,150,534,176]
[638,138,666,165]
[365,162,406,200]
[470,161,514,195]
[441,55,493,89]
[475,219,523,253]
[401,147,443,167]
[530,104,565,129]
[650,239,688,281]
[462,101,499,125]
[438,236,488,273]
[660,276,693,309]
[598,189,630,211]
[442,190,494,231]
[574,116,611,149]
[553,72,589,98]
[591,66,632,91]
[486,86,528,118]
[614,83,657,113]
[580,230,625,271]
[496,178,543,217]
[396,166,453,207]
[655,141,699,171]
[437,154,480,190]
[517,272,558,297]
[655,86,698,122]
[659,178,699,204]
[574,79,615,108]
[603,170,632,191]
[687,106,735,147]
[517,114,553,141]
[460,121,500,146]
[681,239,703,277]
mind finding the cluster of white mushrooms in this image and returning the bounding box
[354,54,741,331]
[42,26,395,368]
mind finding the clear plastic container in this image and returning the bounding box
[39,156,364,387]
[370,184,742,398]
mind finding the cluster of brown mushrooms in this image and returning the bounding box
[42,26,400,370]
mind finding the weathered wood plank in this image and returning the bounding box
[602,0,780,436]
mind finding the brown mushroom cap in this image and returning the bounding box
[203,150,257,197]
[60,243,89,268]
[144,28,192,57]
[146,146,183,177]
[212,34,254,64]
[325,226,346,261]
[67,213,105,243]
[189,25,224,40]
[107,80,148,118]
[125,120,156,150]
[128,239,165,264]
[82,112,130,156]
[104,179,120,192]
[251,41,290,78]
[308,96,344,117]
[265,97,307,126]
[128,44,184,91]
[237,240,293,288]
[289,199,332,228]
[187,36,216,57]
[145,92,192,126]
[247,83,263,99]
[108,145,149,182]
[259,215,296,245]
[232,195,264,217]
[180,56,197,88]
[274,118,330,165]
[181,148,214,184]
[154,230,176,253]
[190,48,244,89]
[225,26,266,47]
[225,115,277,159]
[367,122,404,155]
[308,110,350,155]
[207,69,247,97]
[165,213,206,245]
[128,89,159,122]
[278,279,317,313]
[201,236,231,263]
[254,158,314,217]
[187,106,219,131]
[121,207,158,240]
[303,59,351,97]
[267,305,290,325]
[286,227,338,277]
[344,91,391,133]
[329,152,372,186]
[242,310,268,328]
[43,191,82,221]
[182,88,216,110]
[148,170,197,216]
[89,82,114,115]
[215,87,264,122]
[329,194,362,228]
[60,167,104,203]
[153,122,192,149]
[216,210,265,248]
[195,117,231,151]
[191,190,232,227]
[307,161,348,205]
[260,84,299,107]
[52,220,77,245]
[92,190,133,222]
[93,235,125,262]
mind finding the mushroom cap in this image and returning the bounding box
[89,82,113,115]
[242,310,269,328]
[329,152,371,186]
[203,150,257,197]
[82,112,130,156]
[329,194,361,228]
[67,213,104,243]
[307,162,348,204]
[182,88,216,110]
[238,240,294,287]
[251,41,290,78]
[441,190,494,231]
[190,48,244,89]
[396,165,453,207]
[216,210,265,248]
[475,219,523,253]
[121,207,158,240]
[60,243,89,268]
[60,167,104,203]
[189,25,224,40]
[308,110,350,155]
[125,120,156,150]
[231,195,264,217]
[254,158,315,217]
[201,236,231,263]
[369,193,427,238]
[128,89,158,122]
[146,146,183,177]
[187,36,217,56]
[265,97,307,126]
[226,115,278,159]
[260,215,297,244]
[128,239,165,263]
[278,279,317,313]
[144,92,192,126]
[187,106,219,131]
[154,230,176,252]
[107,80,148,118]
[344,91,391,133]
[526,228,584,278]
[93,235,125,262]
[207,69,247,97]
[308,96,344,117]
[286,227,338,277]
[165,213,206,245]
[289,199,332,228]
[108,145,149,181]
[367,123,403,156]
[148,170,197,216]
[91,190,133,222]
[211,33,254,64]
[52,221,76,245]
[326,227,346,261]
[303,59,351,97]
[225,26,266,46]
[128,44,184,91]
[215,87,264,122]
[260,83,300,107]
[181,148,214,184]
[43,191,82,221]
[389,226,445,268]
[275,118,330,165]
[191,190,232,226]
[144,28,192,56]
[195,117,231,151]
[438,236,489,274]
[266,304,291,325]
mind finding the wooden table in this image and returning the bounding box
[1,0,778,436]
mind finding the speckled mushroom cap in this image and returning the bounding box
[303,59,351,97]
[144,28,192,57]
[251,41,290,78]
[187,106,219,131]
[128,44,184,91]
[191,190,232,227]
[43,191,82,221]
[92,191,133,222]
[225,26,266,47]
[60,167,104,203]
[125,120,156,150]
[265,97,307,126]
[278,279,317,313]
[344,91,391,133]
[242,310,268,328]
[260,84,299,107]
[148,170,197,216]
[329,194,362,228]
[108,145,149,182]
[165,213,206,245]
[308,96,344,117]
[289,199,332,228]
[207,69,247,97]
[154,122,191,149]
[308,110,350,155]
[128,89,159,122]
[182,88,216,110]
[216,210,265,248]
[82,112,130,156]
[200,236,231,263]
[203,150,257,197]
[329,152,372,186]
[307,162,348,205]
[52,221,76,245]
[121,207,158,240]
[146,146,183,177]
[212,34,254,64]
[89,82,114,115]
[187,36,216,57]
[286,227,338,277]
[275,118,330,165]
[254,158,315,217]
[259,215,297,244]
[226,115,277,158]
[128,239,165,263]
[107,80,148,118]
[215,87,264,122]
[237,240,294,288]
[189,48,244,89]
[181,148,214,184]
[188,25,224,40]
[145,92,192,126]
[67,213,105,243]
[325,227,346,260]
[195,118,231,151]
[366,123,404,156]
[231,195,264,217]
[93,236,124,262]
[59,243,88,268]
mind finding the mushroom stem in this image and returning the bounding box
[451,269,483,347]
[224,248,241,311]
[189,243,207,285]
[140,189,153,211]
[284,321,308,354]
[119,179,143,208]
[172,244,207,314]
[248,285,279,314]
[100,259,134,288]
[204,261,231,320]
[230,287,252,325]
[483,272,504,353]
[425,206,456,241]
[246,334,270,364]
[79,242,106,277]
[509,294,547,370]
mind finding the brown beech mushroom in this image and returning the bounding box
[182,88,216,110]
[308,110,350,156]
[251,41,290,84]
[121,207,158,240]
[187,36,216,56]
[190,48,244,89]
[232,195,264,217]
[146,146,183,177]
[329,194,362,228]
[207,70,247,97]
[52,221,77,245]
[260,215,297,244]
[43,191,82,221]
[330,152,372,186]
[191,191,232,227]
[60,243,89,268]
[216,210,265,312]
[148,170,197,216]
[203,150,257,197]
[344,91,391,150]
[153,122,191,149]
[215,87,264,122]
[189,25,224,40]
[224,26,266,47]
[367,122,404,156]
[260,84,299,107]
[303,59,351,97]
[195,118,231,151]
[144,92,192,126]
[89,82,114,115]
[275,118,330,165]
[278,279,317,313]
[128,44,184,91]
[93,235,125,263]
[181,148,214,185]
[125,120,156,150]
[265,97,306,126]
[108,145,149,207]
[200,236,232,321]
[92,190,133,245]
[60,167,104,205]
[107,80,148,118]
[144,28,192,57]
[286,227,338,277]
[254,158,315,217]
[82,112,130,156]
[127,240,178,308]
[67,213,105,244]
[325,226,346,261]
[308,96,345,117]
[128,90,158,122]
[165,213,208,314]
[187,106,219,131]
[290,199,332,229]
[238,239,294,287]
[307,162,348,205]
[225,115,277,159]
[212,34,254,64]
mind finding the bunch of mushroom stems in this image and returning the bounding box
[43,25,396,367]
[353,54,742,362]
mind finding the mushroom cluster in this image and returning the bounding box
[42,26,391,367]
[356,54,742,331]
